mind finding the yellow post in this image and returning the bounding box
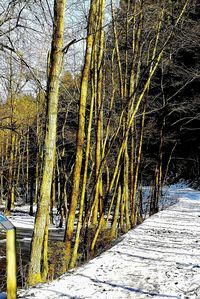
[0,214,17,298]
[6,228,17,299]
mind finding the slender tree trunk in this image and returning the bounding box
[111,184,121,239]
[26,128,29,203]
[6,133,16,213]
[0,143,4,204]
[131,105,146,226]
[64,0,97,270]
[92,0,105,225]
[70,39,97,268]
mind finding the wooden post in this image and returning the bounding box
[6,228,17,299]
[0,214,17,299]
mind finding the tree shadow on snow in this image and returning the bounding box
[110,249,197,268]
[77,274,180,298]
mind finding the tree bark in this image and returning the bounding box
[28,0,66,285]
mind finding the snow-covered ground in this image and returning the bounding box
[15,185,200,299]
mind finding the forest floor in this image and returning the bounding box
[15,185,200,299]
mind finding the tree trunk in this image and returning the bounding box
[64,0,97,270]
[28,0,66,285]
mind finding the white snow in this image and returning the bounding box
[16,185,200,299]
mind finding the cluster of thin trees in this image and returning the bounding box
[0,0,199,286]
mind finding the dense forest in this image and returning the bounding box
[0,0,200,288]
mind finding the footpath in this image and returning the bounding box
[19,188,200,299]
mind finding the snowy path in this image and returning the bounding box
[19,188,200,299]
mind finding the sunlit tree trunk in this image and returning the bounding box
[92,0,105,225]
[131,105,146,226]
[111,184,121,238]
[16,136,22,189]
[70,36,97,268]
[28,0,66,285]
[64,0,97,270]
